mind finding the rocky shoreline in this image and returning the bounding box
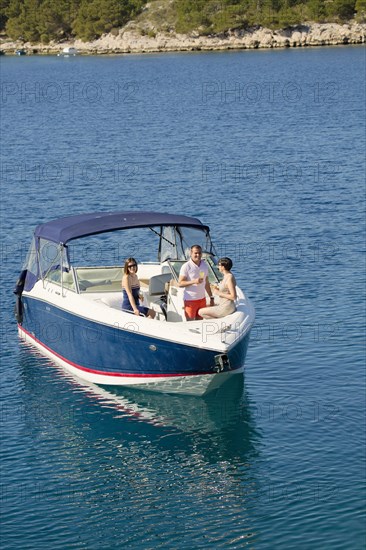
[1,21,365,55]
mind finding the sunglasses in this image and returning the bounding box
[128,264,137,268]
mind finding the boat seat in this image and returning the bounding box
[99,295,122,310]
[149,273,172,296]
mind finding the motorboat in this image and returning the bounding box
[14,211,255,396]
[58,46,79,57]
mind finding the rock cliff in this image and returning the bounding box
[1,22,365,54]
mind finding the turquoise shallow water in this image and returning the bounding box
[0,46,365,549]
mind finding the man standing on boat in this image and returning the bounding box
[178,245,214,320]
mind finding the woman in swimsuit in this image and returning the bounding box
[198,257,237,319]
[122,258,155,318]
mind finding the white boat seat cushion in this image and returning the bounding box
[149,273,172,296]
[100,295,122,310]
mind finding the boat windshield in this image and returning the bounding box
[22,237,38,291]
[22,237,71,291]
[160,225,213,261]
[168,256,221,284]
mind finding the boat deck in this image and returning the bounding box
[46,264,247,324]
[63,265,181,321]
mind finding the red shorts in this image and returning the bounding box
[184,298,207,320]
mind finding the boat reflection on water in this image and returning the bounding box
[101,375,246,429]
[14,343,262,546]
[102,376,262,465]
[18,340,261,465]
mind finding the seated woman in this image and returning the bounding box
[198,257,237,319]
[122,258,155,319]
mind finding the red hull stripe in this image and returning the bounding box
[18,325,213,378]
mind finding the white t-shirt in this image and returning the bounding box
[179,259,208,301]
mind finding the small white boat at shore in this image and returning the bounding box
[58,46,79,57]
[14,211,255,396]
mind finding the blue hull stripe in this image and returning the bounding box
[21,296,250,377]
[19,325,220,378]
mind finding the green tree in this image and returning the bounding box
[0,0,11,31]
[72,0,145,41]
[306,0,326,20]
[3,0,145,42]
[36,0,78,42]
[6,0,41,42]
[175,0,210,34]
[210,2,250,33]
[1,0,361,43]
[326,0,356,18]
[355,0,366,17]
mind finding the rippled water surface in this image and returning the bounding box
[1,47,365,549]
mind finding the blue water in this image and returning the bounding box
[1,46,365,549]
